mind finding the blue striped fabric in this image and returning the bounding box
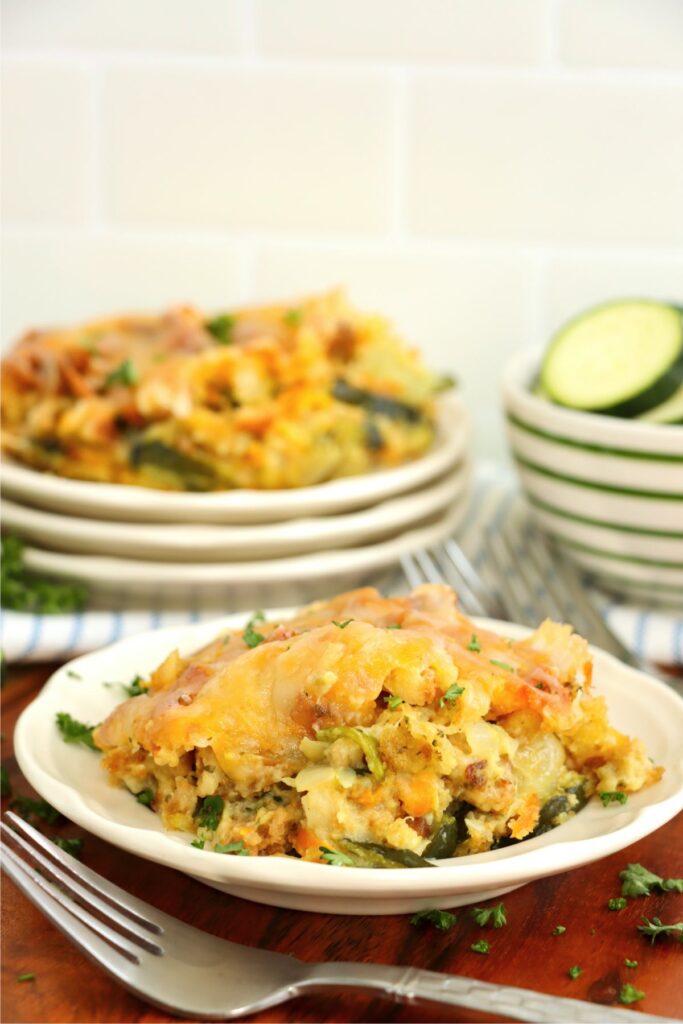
[2,467,682,665]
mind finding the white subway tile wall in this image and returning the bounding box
[2,0,682,460]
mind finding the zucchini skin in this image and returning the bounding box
[491,782,588,849]
[331,379,425,423]
[338,839,434,869]
[129,440,215,491]
[423,800,473,859]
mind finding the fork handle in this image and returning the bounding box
[300,961,675,1023]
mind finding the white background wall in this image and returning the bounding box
[3,0,683,460]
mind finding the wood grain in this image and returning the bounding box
[1,662,681,1024]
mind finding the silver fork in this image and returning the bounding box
[402,533,680,691]
[2,812,673,1024]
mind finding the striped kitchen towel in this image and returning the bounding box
[2,466,681,666]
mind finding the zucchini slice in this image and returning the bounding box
[541,301,683,417]
[637,384,683,425]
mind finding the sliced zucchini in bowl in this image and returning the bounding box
[637,384,683,425]
[541,300,683,417]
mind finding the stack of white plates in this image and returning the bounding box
[1,393,471,608]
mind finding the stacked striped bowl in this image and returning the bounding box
[503,349,683,606]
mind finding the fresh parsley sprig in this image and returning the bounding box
[470,902,507,928]
[439,684,465,708]
[196,795,224,832]
[2,536,87,614]
[410,909,457,931]
[620,863,683,898]
[55,712,99,751]
[600,791,628,807]
[215,841,250,856]
[243,612,266,648]
[320,846,355,867]
[637,917,683,943]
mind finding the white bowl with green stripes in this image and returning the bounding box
[503,349,683,606]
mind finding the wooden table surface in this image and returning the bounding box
[2,662,682,1024]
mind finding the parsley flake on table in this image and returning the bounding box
[11,795,61,824]
[214,841,250,856]
[620,863,683,898]
[552,925,566,935]
[195,795,224,832]
[470,902,507,928]
[439,684,465,708]
[242,612,266,648]
[637,917,683,943]
[384,694,402,710]
[332,619,353,629]
[467,634,481,653]
[320,846,355,867]
[567,965,582,979]
[16,974,35,983]
[53,837,84,858]
[489,659,515,672]
[608,897,627,911]
[624,959,638,969]
[619,984,645,1005]
[55,712,99,751]
[599,791,627,807]
[104,358,138,388]
[410,909,457,931]
[470,939,490,954]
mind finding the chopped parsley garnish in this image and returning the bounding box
[135,789,154,807]
[386,623,402,629]
[637,917,683,943]
[608,897,627,911]
[384,694,402,710]
[489,659,515,672]
[439,684,465,708]
[243,612,266,648]
[332,619,353,629]
[55,712,99,751]
[552,925,566,935]
[600,791,627,807]
[620,863,683,898]
[619,984,645,1005]
[17,973,35,983]
[283,309,302,327]
[320,846,355,867]
[206,313,235,345]
[467,634,481,653]
[12,796,61,824]
[214,841,249,856]
[567,965,582,979]
[624,959,638,968]
[196,795,225,832]
[53,837,84,858]
[1,767,12,798]
[470,939,490,954]
[410,909,457,931]
[470,902,507,928]
[191,839,205,849]
[104,358,138,388]
[66,670,82,680]
[2,535,87,613]
[125,675,148,697]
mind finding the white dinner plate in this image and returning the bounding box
[21,494,469,604]
[14,613,683,915]
[1,394,468,525]
[1,464,469,563]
